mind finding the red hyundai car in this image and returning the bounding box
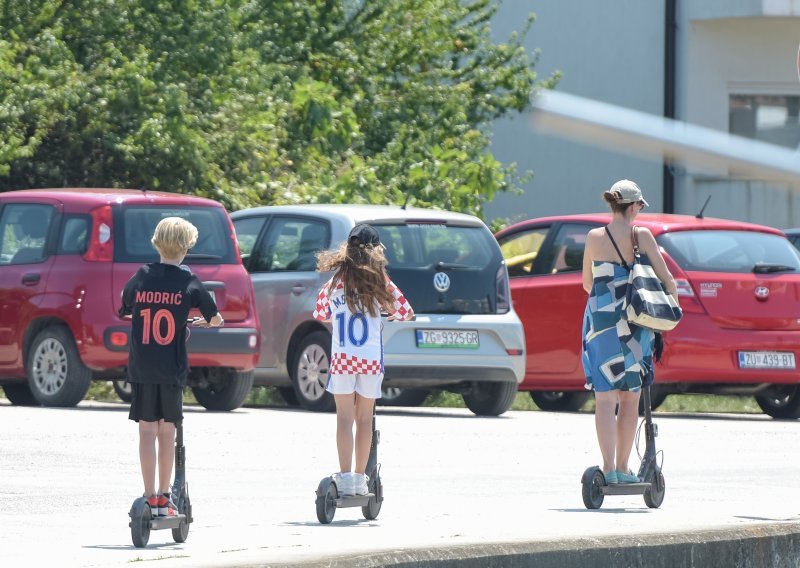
[495,213,800,419]
[0,189,259,410]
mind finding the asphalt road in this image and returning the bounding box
[0,399,799,567]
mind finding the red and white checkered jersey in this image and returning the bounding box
[313,277,414,376]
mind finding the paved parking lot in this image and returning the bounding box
[0,399,799,567]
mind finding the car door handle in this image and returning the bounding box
[291,285,306,295]
[22,273,41,286]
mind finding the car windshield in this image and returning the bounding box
[116,206,236,264]
[658,230,800,273]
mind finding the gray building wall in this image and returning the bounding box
[487,0,800,229]
[486,1,665,225]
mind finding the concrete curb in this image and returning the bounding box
[261,522,800,568]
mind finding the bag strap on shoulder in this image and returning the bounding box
[631,225,641,258]
[604,225,630,270]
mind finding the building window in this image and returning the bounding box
[729,94,800,148]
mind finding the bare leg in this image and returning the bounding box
[156,420,176,494]
[594,392,618,474]
[138,421,158,496]
[615,390,641,473]
[353,394,375,474]
[333,393,356,473]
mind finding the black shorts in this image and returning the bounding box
[128,383,183,423]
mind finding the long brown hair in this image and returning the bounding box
[317,241,394,317]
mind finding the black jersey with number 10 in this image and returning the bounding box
[120,263,218,386]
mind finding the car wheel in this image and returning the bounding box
[278,387,300,406]
[27,326,92,407]
[191,369,254,411]
[291,331,334,412]
[112,380,133,403]
[462,381,517,416]
[755,386,800,419]
[2,383,41,406]
[378,387,430,407]
[530,391,591,412]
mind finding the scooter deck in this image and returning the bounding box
[334,494,375,507]
[601,482,650,496]
[148,514,187,530]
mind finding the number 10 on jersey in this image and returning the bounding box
[335,312,368,347]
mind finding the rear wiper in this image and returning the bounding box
[435,262,472,270]
[752,263,796,273]
[185,253,222,260]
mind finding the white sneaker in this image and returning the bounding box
[352,473,369,496]
[333,472,354,496]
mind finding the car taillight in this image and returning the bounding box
[84,205,114,262]
[496,264,510,314]
[661,248,706,315]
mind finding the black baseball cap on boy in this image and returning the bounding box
[348,223,381,247]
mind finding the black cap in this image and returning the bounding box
[348,223,380,247]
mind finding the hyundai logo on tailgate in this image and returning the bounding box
[755,286,770,300]
[433,272,451,292]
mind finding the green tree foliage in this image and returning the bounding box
[0,0,556,215]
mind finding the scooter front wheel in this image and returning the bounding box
[644,469,665,509]
[362,473,382,520]
[129,497,152,548]
[316,479,337,524]
[172,490,191,543]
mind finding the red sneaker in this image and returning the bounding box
[146,494,159,514]
[157,494,179,517]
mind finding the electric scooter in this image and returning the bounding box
[581,384,666,509]
[128,419,192,547]
[315,404,383,524]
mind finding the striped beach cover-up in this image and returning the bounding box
[582,260,655,392]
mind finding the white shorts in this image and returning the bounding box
[326,373,384,399]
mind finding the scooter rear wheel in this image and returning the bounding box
[644,469,666,508]
[581,468,605,510]
[130,499,152,548]
[316,480,337,524]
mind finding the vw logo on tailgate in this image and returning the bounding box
[433,272,450,292]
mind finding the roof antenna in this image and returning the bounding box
[695,195,711,219]
[400,191,412,210]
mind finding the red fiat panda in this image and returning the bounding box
[0,189,259,410]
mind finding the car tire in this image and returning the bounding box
[530,391,591,412]
[278,387,300,406]
[755,386,800,419]
[112,380,133,403]
[378,388,430,407]
[27,326,92,407]
[2,383,41,406]
[463,381,517,416]
[191,369,254,411]
[291,331,334,412]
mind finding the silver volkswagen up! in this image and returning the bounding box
[231,205,525,416]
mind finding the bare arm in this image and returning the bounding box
[192,313,224,328]
[637,228,678,296]
[582,230,598,294]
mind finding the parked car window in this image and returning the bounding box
[498,227,549,277]
[250,217,330,272]
[538,223,594,274]
[375,224,492,268]
[233,216,267,270]
[116,206,236,264]
[659,230,800,273]
[0,204,54,265]
[59,216,90,254]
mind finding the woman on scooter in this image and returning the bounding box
[313,224,414,497]
[581,180,679,484]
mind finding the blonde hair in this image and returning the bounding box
[317,241,394,317]
[151,217,198,260]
